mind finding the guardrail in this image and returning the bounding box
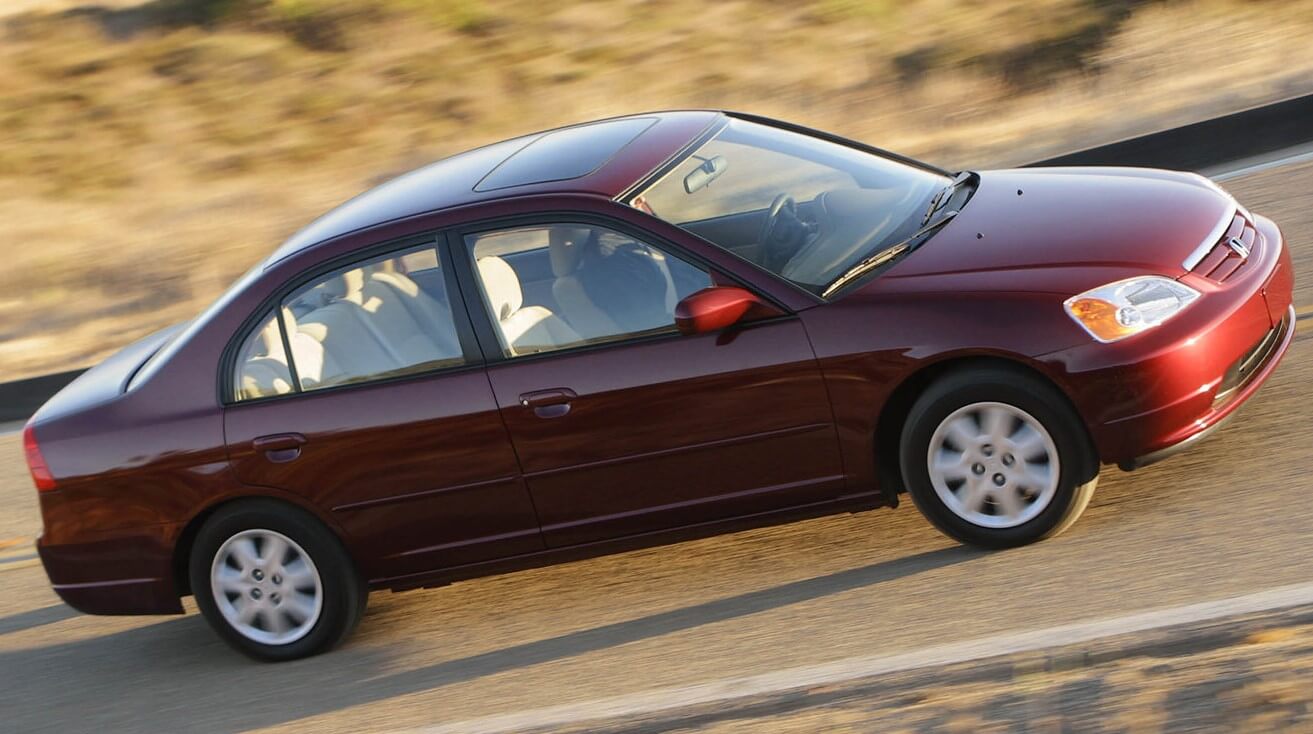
[4,91,1313,426]
[2,369,86,424]
[1029,92,1313,169]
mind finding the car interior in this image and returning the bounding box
[233,248,466,399]
[674,187,911,283]
[631,120,945,292]
[466,224,711,357]
[233,226,712,400]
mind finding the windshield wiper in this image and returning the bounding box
[921,171,974,225]
[822,210,960,298]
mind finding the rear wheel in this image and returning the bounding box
[189,500,366,661]
[900,367,1098,548]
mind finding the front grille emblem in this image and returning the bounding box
[1228,236,1250,259]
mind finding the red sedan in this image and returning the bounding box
[24,111,1294,660]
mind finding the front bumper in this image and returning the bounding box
[1054,213,1294,468]
[1117,304,1294,470]
[37,528,184,616]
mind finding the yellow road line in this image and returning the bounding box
[0,538,35,567]
[0,536,38,573]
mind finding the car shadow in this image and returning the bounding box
[0,603,81,636]
[0,545,980,732]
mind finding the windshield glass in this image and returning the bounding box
[632,119,947,295]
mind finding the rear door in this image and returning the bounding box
[452,217,845,548]
[222,237,543,582]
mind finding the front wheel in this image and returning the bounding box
[900,367,1098,549]
[189,500,366,662]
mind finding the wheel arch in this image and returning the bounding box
[874,352,1098,500]
[171,491,353,597]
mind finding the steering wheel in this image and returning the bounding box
[758,194,804,272]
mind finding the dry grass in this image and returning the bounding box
[2,0,1313,379]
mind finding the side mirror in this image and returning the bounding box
[674,286,771,335]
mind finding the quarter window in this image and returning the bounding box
[232,311,294,401]
[231,245,466,400]
[465,223,712,357]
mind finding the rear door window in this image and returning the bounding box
[231,244,467,400]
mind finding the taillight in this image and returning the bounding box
[22,424,56,492]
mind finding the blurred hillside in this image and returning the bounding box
[2,0,1313,379]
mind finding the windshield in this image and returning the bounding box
[631,118,948,295]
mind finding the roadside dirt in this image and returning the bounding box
[554,608,1313,733]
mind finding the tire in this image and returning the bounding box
[899,366,1099,549]
[189,499,366,662]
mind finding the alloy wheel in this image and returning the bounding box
[926,401,1060,529]
[209,529,323,646]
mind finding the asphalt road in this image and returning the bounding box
[2,159,1312,733]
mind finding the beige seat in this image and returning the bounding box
[234,315,295,399]
[548,227,683,338]
[295,298,398,388]
[291,261,473,388]
[548,227,624,340]
[240,252,480,392]
[476,255,580,355]
[361,271,462,365]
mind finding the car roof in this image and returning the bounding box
[265,110,722,266]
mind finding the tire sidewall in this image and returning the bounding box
[900,369,1093,548]
[189,501,362,662]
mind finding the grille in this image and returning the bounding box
[1190,213,1257,283]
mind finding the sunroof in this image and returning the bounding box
[474,117,656,192]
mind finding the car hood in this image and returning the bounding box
[877,167,1234,295]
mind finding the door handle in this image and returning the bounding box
[518,388,577,418]
[253,433,307,463]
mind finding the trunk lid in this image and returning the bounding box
[29,322,187,427]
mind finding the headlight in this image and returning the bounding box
[1064,276,1200,343]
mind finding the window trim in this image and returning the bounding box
[446,211,797,366]
[219,231,485,407]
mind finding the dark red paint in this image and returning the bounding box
[26,112,1294,616]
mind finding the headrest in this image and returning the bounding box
[548,226,593,277]
[476,256,522,321]
[280,306,298,334]
[259,313,286,361]
[341,268,365,302]
[309,267,366,304]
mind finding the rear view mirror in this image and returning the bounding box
[683,155,728,193]
[674,286,773,335]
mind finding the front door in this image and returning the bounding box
[223,239,542,581]
[454,220,844,548]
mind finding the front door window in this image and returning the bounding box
[464,223,711,357]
